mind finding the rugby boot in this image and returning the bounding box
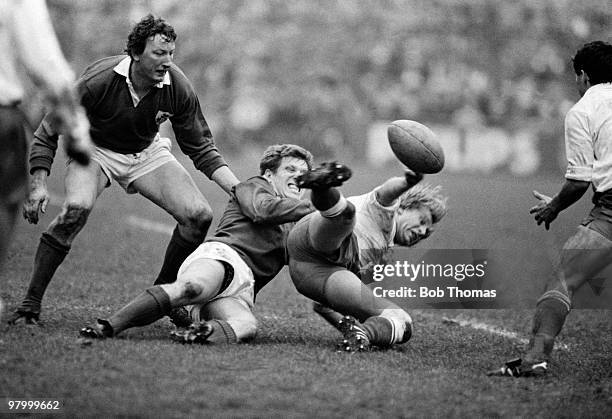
[168,306,192,329]
[6,306,41,325]
[296,162,352,189]
[79,319,114,339]
[487,357,548,377]
[336,315,371,352]
[170,321,214,344]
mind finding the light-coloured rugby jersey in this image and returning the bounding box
[0,0,74,106]
[348,187,399,271]
[564,82,612,192]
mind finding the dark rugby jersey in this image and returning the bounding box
[212,176,314,294]
[29,55,226,177]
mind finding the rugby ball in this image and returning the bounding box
[387,120,444,174]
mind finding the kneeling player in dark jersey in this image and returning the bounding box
[287,167,447,351]
[80,144,317,343]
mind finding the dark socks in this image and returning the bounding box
[310,187,341,212]
[18,233,70,312]
[106,286,171,336]
[362,316,395,347]
[154,226,203,286]
[205,319,238,344]
[526,298,569,360]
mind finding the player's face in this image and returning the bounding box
[394,206,433,246]
[132,34,175,86]
[265,157,309,199]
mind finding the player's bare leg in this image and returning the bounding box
[490,226,612,376]
[8,161,107,325]
[526,229,612,362]
[296,161,354,253]
[131,160,213,327]
[80,257,226,339]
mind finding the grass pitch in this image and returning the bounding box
[1,151,611,417]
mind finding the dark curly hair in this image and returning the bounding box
[572,41,612,85]
[259,144,314,174]
[125,14,177,57]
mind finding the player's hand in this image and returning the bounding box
[529,190,557,230]
[404,170,424,188]
[23,176,49,224]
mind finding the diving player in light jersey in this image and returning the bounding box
[288,167,447,351]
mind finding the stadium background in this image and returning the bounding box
[41,0,612,174]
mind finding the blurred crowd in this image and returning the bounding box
[44,0,612,174]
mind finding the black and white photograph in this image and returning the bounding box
[1,0,611,417]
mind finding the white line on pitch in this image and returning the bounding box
[441,316,530,345]
[442,317,569,352]
[124,215,173,235]
[420,312,570,352]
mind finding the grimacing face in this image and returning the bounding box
[132,34,175,87]
[264,157,309,200]
[394,206,433,246]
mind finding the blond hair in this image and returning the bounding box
[399,184,448,224]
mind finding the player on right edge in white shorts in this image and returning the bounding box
[490,41,612,377]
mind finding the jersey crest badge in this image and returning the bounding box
[155,111,173,126]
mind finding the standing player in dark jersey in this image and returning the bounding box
[287,167,447,351]
[490,41,612,377]
[80,144,318,343]
[8,15,239,325]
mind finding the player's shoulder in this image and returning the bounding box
[167,62,196,94]
[78,55,126,87]
[242,175,269,187]
[235,176,273,194]
[573,83,612,112]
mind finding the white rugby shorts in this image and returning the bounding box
[68,135,176,194]
[180,241,256,316]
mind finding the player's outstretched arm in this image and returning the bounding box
[374,170,423,206]
[530,179,590,230]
